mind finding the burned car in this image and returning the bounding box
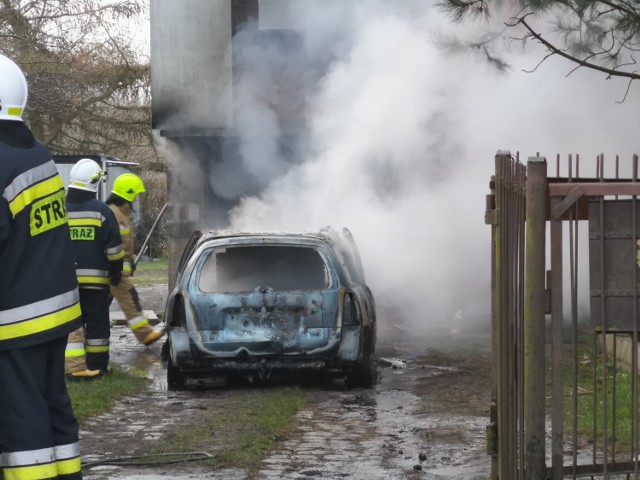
[163,227,377,390]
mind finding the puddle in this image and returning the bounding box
[108,325,167,388]
[340,394,377,408]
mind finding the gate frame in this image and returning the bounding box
[488,153,640,480]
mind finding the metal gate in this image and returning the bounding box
[488,153,640,479]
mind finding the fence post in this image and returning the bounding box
[525,157,548,479]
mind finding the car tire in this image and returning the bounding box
[167,354,186,391]
[346,329,378,388]
[346,352,378,388]
[160,338,170,361]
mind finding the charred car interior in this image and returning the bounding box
[199,246,328,293]
[162,227,378,390]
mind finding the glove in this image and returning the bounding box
[110,270,122,286]
[130,261,137,276]
[109,261,123,286]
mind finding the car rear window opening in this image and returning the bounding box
[199,245,329,293]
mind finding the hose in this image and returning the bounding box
[135,202,168,265]
[82,451,213,468]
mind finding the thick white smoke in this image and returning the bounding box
[214,1,639,339]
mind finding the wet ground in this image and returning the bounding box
[83,286,492,480]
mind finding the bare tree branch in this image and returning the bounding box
[518,15,640,79]
[437,0,640,97]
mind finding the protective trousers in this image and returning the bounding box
[80,288,110,372]
[0,336,82,480]
[64,327,87,374]
[110,276,155,343]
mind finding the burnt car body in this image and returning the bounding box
[163,227,377,390]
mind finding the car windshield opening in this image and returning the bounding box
[199,245,329,293]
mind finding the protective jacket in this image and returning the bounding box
[0,124,81,351]
[67,188,124,287]
[108,197,164,345]
[109,201,135,275]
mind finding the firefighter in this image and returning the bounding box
[65,158,124,378]
[0,53,83,479]
[107,173,164,345]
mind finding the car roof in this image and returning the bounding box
[200,229,337,244]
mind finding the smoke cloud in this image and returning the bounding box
[195,1,640,340]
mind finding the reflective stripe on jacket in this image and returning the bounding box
[0,140,81,350]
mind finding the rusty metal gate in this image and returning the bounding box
[488,153,640,479]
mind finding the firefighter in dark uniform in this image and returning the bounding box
[65,158,124,378]
[107,174,164,346]
[0,54,83,479]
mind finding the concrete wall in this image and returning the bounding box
[150,0,233,131]
[605,334,640,371]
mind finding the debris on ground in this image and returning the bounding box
[379,357,407,369]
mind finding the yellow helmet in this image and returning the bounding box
[112,173,146,202]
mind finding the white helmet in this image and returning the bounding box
[68,158,105,193]
[0,54,28,122]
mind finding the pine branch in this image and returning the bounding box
[436,0,489,22]
[518,14,640,79]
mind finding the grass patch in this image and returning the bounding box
[561,337,640,455]
[66,365,149,423]
[156,386,306,472]
[133,257,168,286]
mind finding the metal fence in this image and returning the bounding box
[488,153,640,479]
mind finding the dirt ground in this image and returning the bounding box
[82,286,493,480]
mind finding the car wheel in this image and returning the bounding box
[160,337,170,361]
[167,354,186,391]
[346,353,378,388]
[346,329,378,388]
